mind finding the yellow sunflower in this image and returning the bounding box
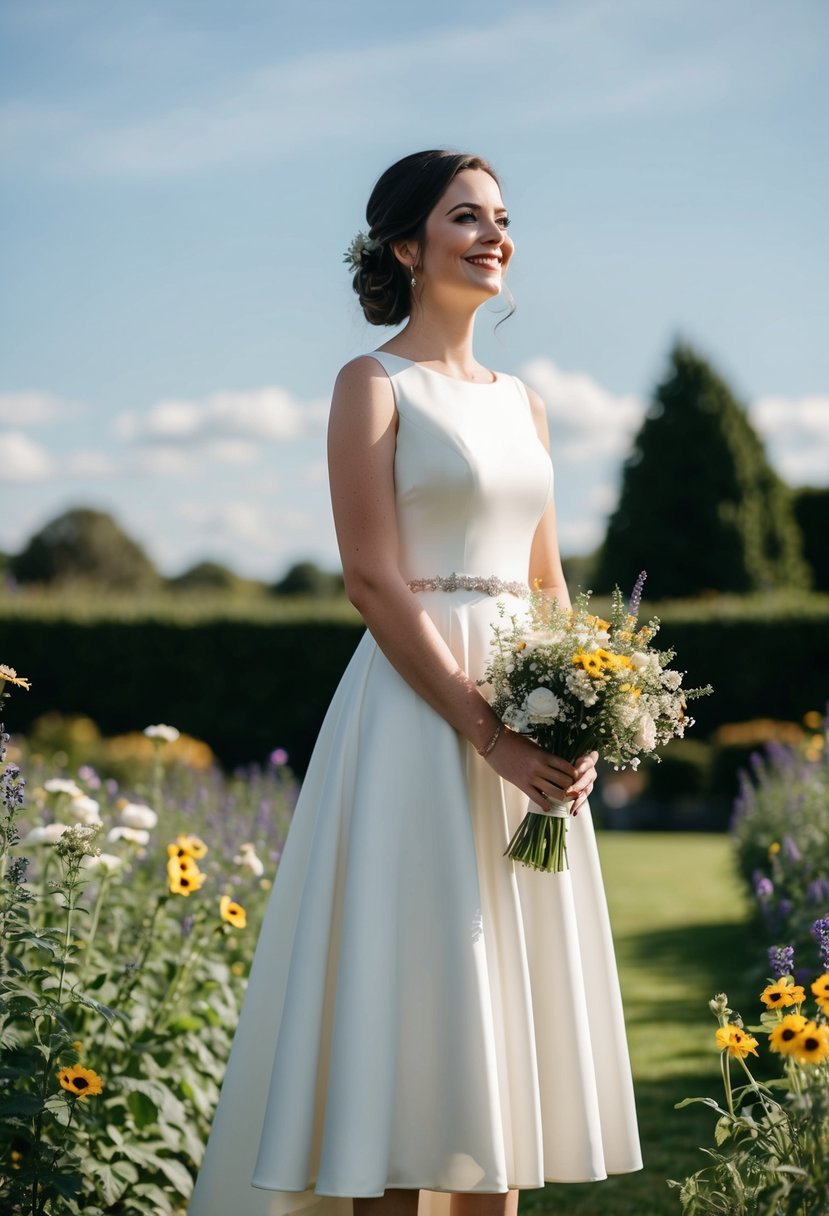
[714,1024,759,1059]
[167,857,206,896]
[760,978,805,1009]
[811,974,829,1002]
[56,1065,104,1099]
[789,1021,829,1066]
[219,895,247,929]
[768,1013,808,1055]
[572,651,604,678]
[167,833,208,861]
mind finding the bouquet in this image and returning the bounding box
[480,573,712,872]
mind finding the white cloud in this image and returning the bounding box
[520,356,645,464]
[749,393,829,485]
[0,431,54,481]
[114,387,326,446]
[0,390,77,426]
[0,0,804,179]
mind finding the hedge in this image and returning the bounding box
[2,592,827,773]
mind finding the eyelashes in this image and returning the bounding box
[455,210,511,229]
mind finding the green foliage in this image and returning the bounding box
[9,508,159,592]
[166,561,267,597]
[594,340,810,599]
[793,486,829,592]
[670,991,829,1214]
[0,699,295,1215]
[272,560,345,598]
[731,727,829,972]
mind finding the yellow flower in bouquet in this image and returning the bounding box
[760,978,805,1009]
[480,574,712,873]
[715,1024,759,1059]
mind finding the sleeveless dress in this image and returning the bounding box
[189,352,642,1216]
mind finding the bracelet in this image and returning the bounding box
[477,721,503,758]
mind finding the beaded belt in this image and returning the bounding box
[406,572,529,598]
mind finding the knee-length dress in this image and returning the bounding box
[189,351,642,1216]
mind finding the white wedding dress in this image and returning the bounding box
[189,353,642,1216]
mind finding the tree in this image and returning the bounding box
[272,561,345,598]
[793,487,829,591]
[10,507,159,591]
[594,339,810,600]
[168,560,264,596]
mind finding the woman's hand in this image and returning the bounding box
[485,732,598,817]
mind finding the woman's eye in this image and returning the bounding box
[498,216,511,229]
[455,211,477,222]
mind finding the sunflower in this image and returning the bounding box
[789,1021,829,1066]
[760,978,805,1009]
[768,1013,808,1055]
[220,895,247,929]
[0,665,31,692]
[167,857,206,896]
[811,974,829,1002]
[714,1024,759,1059]
[572,651,604,679]
[167,833,208,861]
[56,1065,104,1099]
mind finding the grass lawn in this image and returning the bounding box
[521,831,756,1216]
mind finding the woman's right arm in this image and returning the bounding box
[327,357,593,809]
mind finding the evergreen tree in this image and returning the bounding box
[10,507,159,590]
[594,339,810,600]
[793,487,829,591]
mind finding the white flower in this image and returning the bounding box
[118,802,158,830]
[43,778,83,798]
[594,629,610,644]
[661,669,682,691]
[81,852,124,873]
[107,826,150,846]
[144,724,180,743]
[20,822,71,845]
[233,843,265,878]
[565,669,598,708]
[522,630,561,652]
[633,712,657,753]
[630,652,649,670]
[525,687,562,722]
[502,705,531,731]
[66,795,102,825]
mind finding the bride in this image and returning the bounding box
[189,149,642,1216]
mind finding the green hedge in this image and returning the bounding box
[2,593,827,773]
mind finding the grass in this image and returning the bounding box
[522,832,756,1216]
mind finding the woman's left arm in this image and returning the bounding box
[524,383,598,812]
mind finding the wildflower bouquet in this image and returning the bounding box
[671,973,829,1213]
[480,576,712,872]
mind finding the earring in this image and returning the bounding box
[410,265,417,288]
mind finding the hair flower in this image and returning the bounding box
[343,230,382,270]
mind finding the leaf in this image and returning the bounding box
[127,1089,159,1130]
[93,1161,129,1206]
[151,1153,195,1197]
[167,1013,204,1032]
[0,1093,44,1118]
[69,991,121,1025]
[714,1115,732,1146]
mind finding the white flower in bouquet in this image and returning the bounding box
[633,711,658,753]
[565,668,599,708]
[525,686,563,723]
[503,705,531,732]
[66,795,102,825]
[117,801,158,830]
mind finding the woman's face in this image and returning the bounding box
[418,168,513,304]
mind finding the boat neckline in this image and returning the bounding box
[371,351,503,387]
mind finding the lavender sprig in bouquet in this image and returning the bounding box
[480,574,712,873]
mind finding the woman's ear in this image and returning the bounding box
[391,240,420,270]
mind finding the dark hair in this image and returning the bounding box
[352,150,501,327]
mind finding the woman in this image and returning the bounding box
[190,150,642,1216]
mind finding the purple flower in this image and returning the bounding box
[628,570,647,617]
[269,748,289,767]
[753,870,774,900]
[181,914,195,939]
[811,916,829,971]
[778,899,793,920]
[807,878,829,906]
[767,944,795,979]
[782,835,801,864]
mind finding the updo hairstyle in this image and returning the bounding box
[352,150,500,327]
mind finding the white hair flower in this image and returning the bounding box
[144,724,180,743]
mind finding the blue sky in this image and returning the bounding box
[2,0,827,579]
